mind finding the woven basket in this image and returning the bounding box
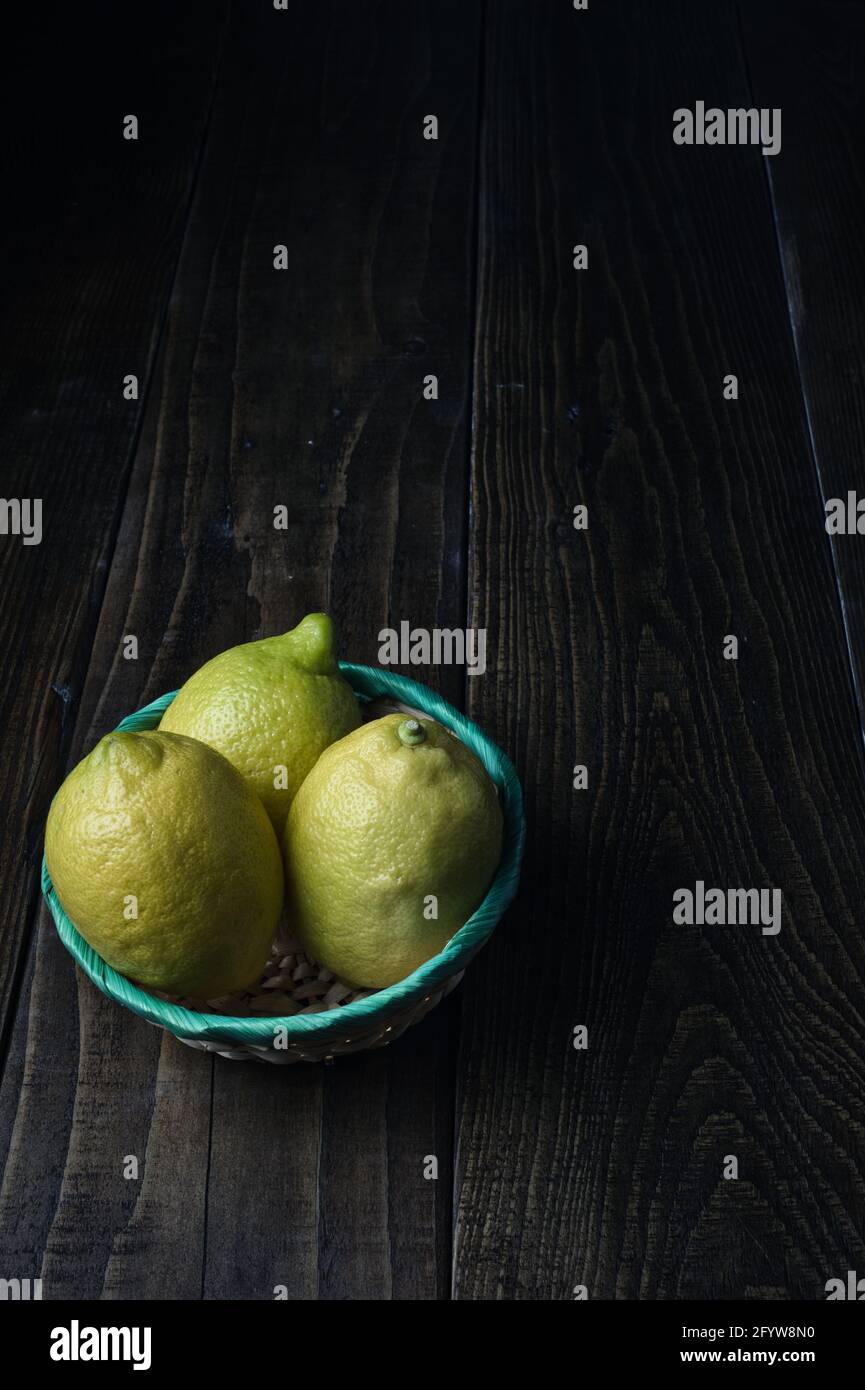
[41,664,525,1063]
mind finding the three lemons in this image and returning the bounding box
[45,614,504,1002]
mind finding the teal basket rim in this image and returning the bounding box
[41,663,525,1048]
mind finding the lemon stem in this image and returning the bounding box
[397,718,426,746]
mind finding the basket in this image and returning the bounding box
[41,663,525,1063]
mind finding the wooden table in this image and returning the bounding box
[1,0,864,1300]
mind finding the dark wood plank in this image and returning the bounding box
[0,4,230,1298]
[0,3,227,1061]
[202,0,481,1301]
[740,0,865,726]
[0,0,481,1300]
[455,0,865,1299]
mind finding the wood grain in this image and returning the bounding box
[0,0,228,1290]
[454,0,865,1299]
[0,0,481,1300]
[740,0,865,728]
[4,0,864,1305]
[0,2,227,1061]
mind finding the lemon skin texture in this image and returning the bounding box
[159,613,360,835]
[283,715,503,989]
[45,731,284,998]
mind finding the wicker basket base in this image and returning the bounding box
[170,970,463,1063]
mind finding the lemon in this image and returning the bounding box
[283,714,503,988]
[45,731,284,998]
[159,613,360,835]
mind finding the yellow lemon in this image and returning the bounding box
[159,613,360,835]
[283,714,503,988]
[45,731,283,998]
